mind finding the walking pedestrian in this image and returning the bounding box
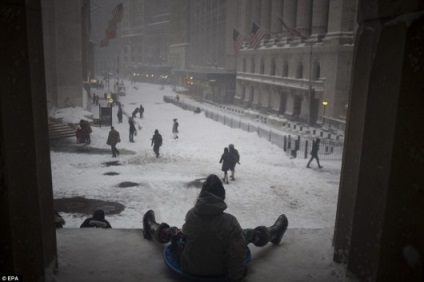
[172,118,179,139]
[117,104,123,123]
[307,138,322,168]
[128,117,136,142]
[106,126,120,157]
[151,129,163,158]
[219,147,232,184]
[228,144,240,180]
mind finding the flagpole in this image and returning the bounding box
[308,39,313,127]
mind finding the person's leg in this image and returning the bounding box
[111,145,116,157]
[316,156,322,168]
[114,145,119,156]
[230,169,235,180]
[243,214,288,246]
[223,171,229,184]
[143,210,186,252]
[307,156,313,168]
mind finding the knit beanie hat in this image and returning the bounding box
[201,174,226,200]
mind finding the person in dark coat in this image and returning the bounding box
[139,104,144,118]
[79,119,92,144]
[172,118,179,139]
[80,209,112,228]
[106,126,120,157]
[128,117,137,142]
[117,104,123,123]
[228,144,240,181]
[142,174,289,281]
[151,129,162,157]
[307,138,322,168]
[219,147,231,184]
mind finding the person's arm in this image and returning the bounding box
[227,217,247,281]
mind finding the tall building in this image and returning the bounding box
[172,0,238,103]
[120,0,144,76]
[91,0,124,78]
[234,0,357,128]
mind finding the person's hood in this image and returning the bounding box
[193,190,227,216]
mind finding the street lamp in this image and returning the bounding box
[322,101,328,124]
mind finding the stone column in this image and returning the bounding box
[333,0,424,281]
[244,0,252,34]
[327,0,357,33]
[260,0,272,32]
[285,92,296,116]
[311,0,329,35]
[251,0,261,24]
[282,0,297,37]
[1,0,57,279]
[296,0,313,36]
[270,0,283,33]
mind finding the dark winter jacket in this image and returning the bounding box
[311,140,320,157]
[151,132,162,148]
[172,121,179,133]
[80,210,112,228]
[107,129,120,146]
[129,118,136,133]
[220,150,232,172]
[181,191,247,281]
[228,148,240,170]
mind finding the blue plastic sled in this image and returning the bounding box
[163,244,251,282]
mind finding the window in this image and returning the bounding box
[296,62,303,79]
[283,61,288,77]
[314,62,321,80]
[271,60,276,76]
[260,59,265,74]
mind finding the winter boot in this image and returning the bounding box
[267,214,289,245]
[142,210,171,244]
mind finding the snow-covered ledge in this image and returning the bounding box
[53,228,354,282]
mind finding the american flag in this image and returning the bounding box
[278,16,308,39]
[250,22,266,49]
[233,29,245,56]
[112,3,123,23]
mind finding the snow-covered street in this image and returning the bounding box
[51,81,342,230]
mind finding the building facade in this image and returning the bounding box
[120,0,144,77]
[234,0,357,127]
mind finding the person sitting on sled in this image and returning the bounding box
[143,174,288,281]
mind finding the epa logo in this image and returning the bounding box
[1,276,21,281]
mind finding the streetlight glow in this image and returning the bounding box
[322,101,328,106]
